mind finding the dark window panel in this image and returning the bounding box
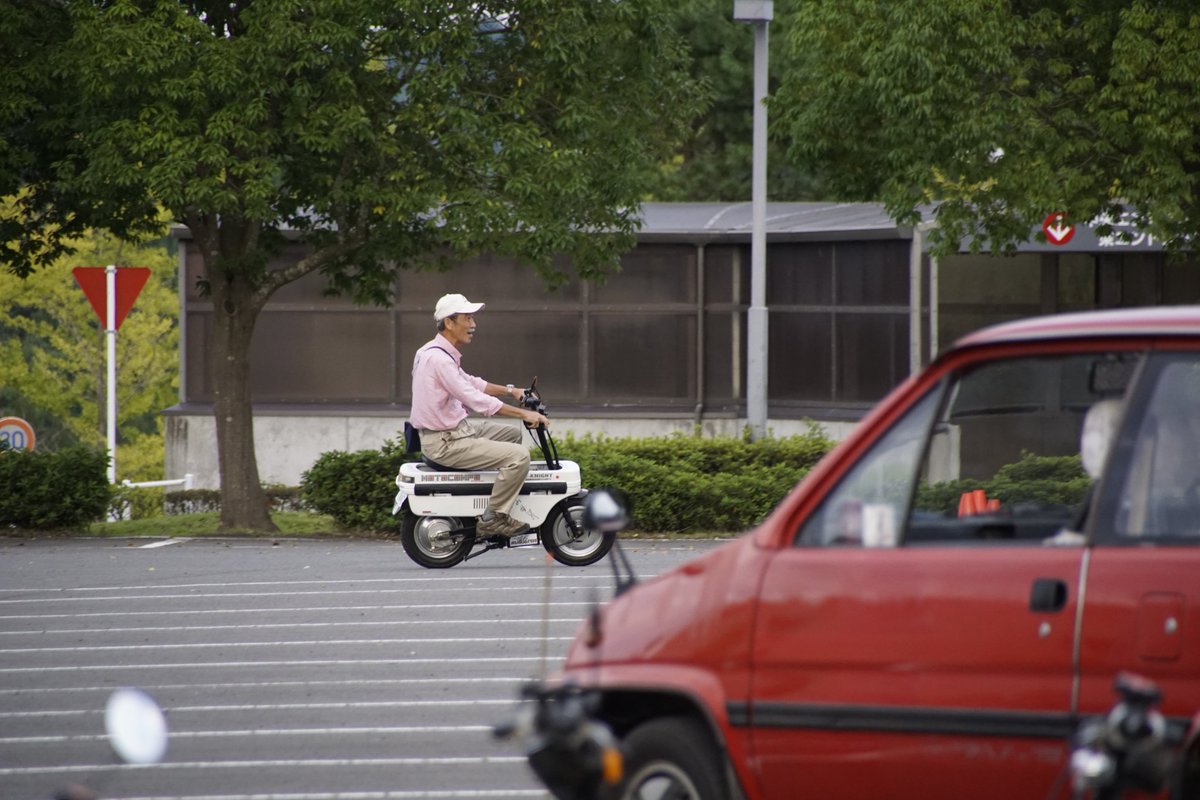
[395,253,583,305]
[1164,259,1200,304]
[834,241,911,306]
[592,245,697,304]
[591,314,695,400]
[251,311,391,402]
[769,243,833,305]
[396,311,582,403]
[769,312,832,401]
[704,244,749,305]
[184,311,210,402]
[835,313,908,402]
[703,312,740,404]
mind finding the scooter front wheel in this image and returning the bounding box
[541,499,615,567]
[400,511,474,569]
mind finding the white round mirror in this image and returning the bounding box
[105,688,168,765]
[583,488,629,533]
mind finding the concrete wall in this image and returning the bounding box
[165,412,857,489]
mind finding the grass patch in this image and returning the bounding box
[87,511,345,538]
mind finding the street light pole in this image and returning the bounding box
[734,0,772,440]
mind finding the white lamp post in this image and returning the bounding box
[733,0,772,440]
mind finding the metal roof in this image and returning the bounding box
[633,202,909,242]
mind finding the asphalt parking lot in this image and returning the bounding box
[0,535,723,800]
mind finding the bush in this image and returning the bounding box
[0,446,111,530]
[301,427,836,535]
[301,439,416,533]
[109,485,167,520]
[561,428,834,533]
[917,453,1090,515]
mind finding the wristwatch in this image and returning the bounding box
[506,383,514,395]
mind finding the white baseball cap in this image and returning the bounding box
[434,293,485,321]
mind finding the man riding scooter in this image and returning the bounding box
[409,293,549,538]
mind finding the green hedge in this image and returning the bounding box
[300,428,836,534]
[107,485,310,519]
[916,453,1091,515]
[559,430,834,532]
[0,446,111,530]
[301,438,417,533]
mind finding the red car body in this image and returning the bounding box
[558,307,1200,800]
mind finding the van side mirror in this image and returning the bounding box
[583,489,630,534]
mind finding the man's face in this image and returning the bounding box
[443,313,477,347]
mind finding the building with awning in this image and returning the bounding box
[166,202,1198,488]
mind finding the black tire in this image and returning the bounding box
[541,499,615,567]
[611,717,728,800]
[400,511,473,569]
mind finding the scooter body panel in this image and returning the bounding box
[394,460,583,528]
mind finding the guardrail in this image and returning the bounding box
[113,474,195,521]
[121,474,194,491]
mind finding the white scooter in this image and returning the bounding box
[393,379,615,569]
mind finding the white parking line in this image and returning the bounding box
[0,677,530,695]
[2,700,512,717]
[0,619,582,636]
[138,538,189,549]
[0,635,573,655]
[0,754,528,776]
[1,724,494,744]
[0,602,595,620]
[0,656,548,673]
[108,792,547,799]
[0,587,606,604]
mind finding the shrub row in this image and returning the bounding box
[917,453,1090,516]
[106,485,309,520]
[0,446,111,530]
[300,429,836,534]
[301,439,416,533]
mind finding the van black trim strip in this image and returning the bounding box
[727,701,1074,739]
[724,701,1190,744]
[414,481,568,497]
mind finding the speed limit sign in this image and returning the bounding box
[0,417,36,451]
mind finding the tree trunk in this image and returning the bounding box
[208,271,278,533]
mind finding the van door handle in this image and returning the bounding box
[1029,578,1068,613]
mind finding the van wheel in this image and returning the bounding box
[611,717,728,800]
[542,499,614,567]
[400,512,473,569]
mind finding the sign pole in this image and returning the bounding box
[106,264,117,483]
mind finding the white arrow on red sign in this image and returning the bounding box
[1042,212,1075,246]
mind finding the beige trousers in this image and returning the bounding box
[420,419,530,515]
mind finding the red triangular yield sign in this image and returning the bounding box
[72,267,152,331]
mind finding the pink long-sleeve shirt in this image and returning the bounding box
[409,334,503,431]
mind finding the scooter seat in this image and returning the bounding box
[421,456,473,472]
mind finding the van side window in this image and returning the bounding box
[797,388,941,547]
[1096,355,1200,541]
[905,353,1139,546]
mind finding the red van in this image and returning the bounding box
[551,307,1200,800]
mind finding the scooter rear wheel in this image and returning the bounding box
[541,500,615,567]
[401,512,473,569]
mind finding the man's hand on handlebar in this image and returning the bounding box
[523,409,550,429]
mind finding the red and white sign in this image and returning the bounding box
[0,416,36,451]
[1042,212,1075,246]
[72,267,151,330]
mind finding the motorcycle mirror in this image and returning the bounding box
[105,688,168,765]
[583,488,629,533]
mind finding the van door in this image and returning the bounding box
[749,350,1142,800]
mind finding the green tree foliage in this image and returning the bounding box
[0,227,179,481]
[2,0,703,531]
[774,1,1200,254]
[649,0,821,202]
